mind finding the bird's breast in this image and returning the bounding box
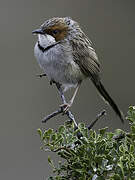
[34,42,85,90]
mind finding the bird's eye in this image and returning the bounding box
[52,29,59,35]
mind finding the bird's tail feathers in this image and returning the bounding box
[91,79,124,123]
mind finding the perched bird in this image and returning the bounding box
[32,17,124,123]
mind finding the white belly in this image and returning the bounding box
[34,42,85,91]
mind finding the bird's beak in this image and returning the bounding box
[32,28,44,35]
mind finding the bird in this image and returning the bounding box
[32,17,124,123]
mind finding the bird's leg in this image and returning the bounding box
[60,83,81,113]
[42,82,78,127]
[55,83,66,104]
[55,82,78,128]
[36,73,46,78]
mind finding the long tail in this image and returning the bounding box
[92,79,124,123]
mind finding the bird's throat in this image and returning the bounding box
[38,41,59,53]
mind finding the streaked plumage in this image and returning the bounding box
[33,17,124,122]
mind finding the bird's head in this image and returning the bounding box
[32,17,80,48]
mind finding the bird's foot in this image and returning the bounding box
[50,80,56,85]
[60,102,72,113]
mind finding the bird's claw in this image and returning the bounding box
[60,103,71,114]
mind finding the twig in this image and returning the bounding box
[65,111,77,128]
[36,73,46,78]
[53,146,71,153]
[42,107,77,128]
[42,108,62,123]
[38,80,77,127]
[113,133,125,140]
[88,110,106,130]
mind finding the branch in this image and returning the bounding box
[42,107,78,128]
[88,110,106,130]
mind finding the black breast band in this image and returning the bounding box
[38,41,59,53]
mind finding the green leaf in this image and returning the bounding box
[118,157,124,178]
[37,128,42,139]
[51,133,57,141]
[130,144,134,153]
[54,137,64,146]
[38,106,135,179]
[95,155,105,164]
[106,132,114,139]
[131,126,135,133]
[48,156,55,170]
[119,145,125,153]
[48,156,52,164]
[47,177,54,180]
[127,106,135,122]
[111,174,121,180]
[78,123,85,129]
[47,128,53,135]
[58,125,65,133]
[99,127,108,136]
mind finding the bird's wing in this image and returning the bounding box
[71,37,101,82]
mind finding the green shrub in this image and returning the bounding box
[38,106,135,180]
